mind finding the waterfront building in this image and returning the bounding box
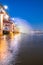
[0,4,16,35]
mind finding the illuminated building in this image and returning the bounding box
[0,4,17,35]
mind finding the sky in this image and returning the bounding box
[0,0,43,30]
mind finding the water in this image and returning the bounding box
[0,33,43,65]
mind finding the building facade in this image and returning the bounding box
[0,4,15,35]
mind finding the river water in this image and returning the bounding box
[0,33,43,65]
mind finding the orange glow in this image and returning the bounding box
[0,36,8,62]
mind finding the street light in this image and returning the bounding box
[11,18,15,21]
[3,5,8,10]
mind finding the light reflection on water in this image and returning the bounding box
[0,33,21,65]
[0,34,43,65]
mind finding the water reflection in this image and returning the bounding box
[0,33,21,65]
[0,34,43,65]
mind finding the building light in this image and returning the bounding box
[3,5,8,10]
[11,18,15,21]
